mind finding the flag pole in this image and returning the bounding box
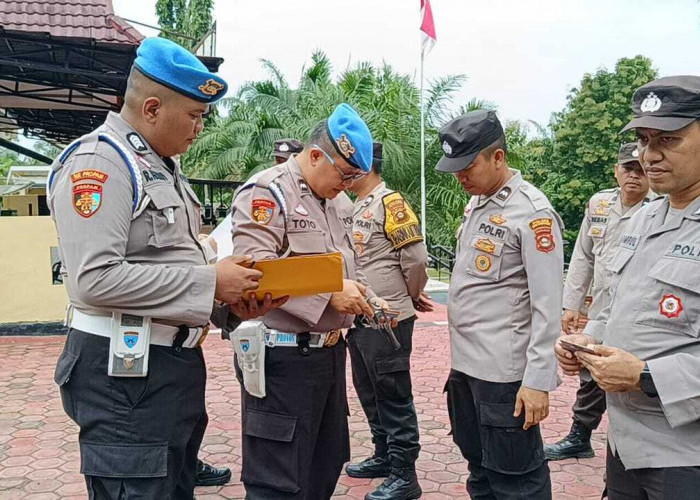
[420,47,426,240]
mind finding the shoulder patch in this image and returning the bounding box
[529,217,556,253]
[71,169,108,184]
[251,198,276,225]
[382,192,423,249]
[73,183,103,218]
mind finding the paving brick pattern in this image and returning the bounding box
[0,304,607,499]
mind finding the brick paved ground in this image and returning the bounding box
[0,304,607,499]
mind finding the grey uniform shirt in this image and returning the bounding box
[352,182,429,320]
[230,156,369,333]
[585,196,700,469]
[563,189,651,320]
[48,112,217,326]
[448,170,564,391]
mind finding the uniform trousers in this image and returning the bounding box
[237,339,349,499]
[55,328,208,500]
[573,378,607,430]
[346,317,420,465]
[606,446,700,500]
[445,369,551,500]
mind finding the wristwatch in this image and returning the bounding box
[640,363,658,398]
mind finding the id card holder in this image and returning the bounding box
[108,312,151,377]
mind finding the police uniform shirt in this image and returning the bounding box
[231,156,367,333]
[352,182,429,320]
[563,188,652,320]
[448,169,564,391]
[48,111,216,325]
[584,196,700,469]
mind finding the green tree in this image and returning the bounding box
[155,0,213,50]
[544,56,657,252]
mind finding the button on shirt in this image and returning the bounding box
[448,170,564,391]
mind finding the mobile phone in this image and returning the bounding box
[560,339,598,355]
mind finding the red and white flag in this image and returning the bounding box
[420,0,436,54]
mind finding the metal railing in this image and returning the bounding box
[427,241,455,282]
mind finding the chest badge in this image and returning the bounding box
[475,238,496,255]
[475,254,492,272]
[294,204,308,216]
[659,294,683,318]
[489,214,506,225]
[362,210,373,220]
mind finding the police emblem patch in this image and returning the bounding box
[71,170,109,184]
[659,294,683,318]
[496,187,511,201]
[442,141,453,155]
[382,192,423,249]
[279,143,290,152]
[489,214,506,225]
[126,133,147,152]
[362,210,373,220]
[73,183,102,218]
[335,134,356,158]
[529,218,556,253]
[475,254,491,272]
[240,340,250,353]
[640,92,662,113]
[474,238,496,255]
[123,331,139,349]
[251,198,276,225]
[298,179,310,195]
[354,242,365,256]
[198,78,225,96]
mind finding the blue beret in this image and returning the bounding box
[326,103,373,172]
[134,37,228,103]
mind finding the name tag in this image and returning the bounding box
[620,234,639,250]
[666,242,700,261]
[476,221,508,240]
[591,216,609,224]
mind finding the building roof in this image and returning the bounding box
[1,0,143,44]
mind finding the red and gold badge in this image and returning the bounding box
[529,218,555,253]
[362,210,373,220]
[71,169,109,183]
[489,214,506,225]
[73,183,103,218]
[198,78,225,96]
[659,294,683,318]
[474,238,496,255]
[251,198,276,225]
[475,254,492,272]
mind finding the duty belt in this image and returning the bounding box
[264,329,342,348]
[69,309,208,348]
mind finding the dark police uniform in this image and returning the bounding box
[230,104,375,499]
[345,143,429,499]
[48,38,229,499]
[583,76,700,499]
[437,111,563,500]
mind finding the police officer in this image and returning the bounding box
[556,76,700,499]
[230,103,392,498]
[344,142,431,500]
[438,110,563,499]
[545,143,652,461]
[273,138,304,165]
[49,38,274,499]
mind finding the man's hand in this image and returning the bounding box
[561,309,581,334]
[413,292,434,313]
[514,387,549,430]
[555,333,595,376]
[369,297,399,328]
[576,346,646,393]
[214,255,262,304]
[231,292,289,320]
[330,280,374,316]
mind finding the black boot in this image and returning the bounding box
[345,453,391,478]
[195,459,232,487]
[365,465,422,500]
[544,420,594,460]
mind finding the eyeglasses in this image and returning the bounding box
[312,144,368,182]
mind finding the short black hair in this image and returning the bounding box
[480,134,508,159]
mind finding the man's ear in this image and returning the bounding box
[142,97,161,124]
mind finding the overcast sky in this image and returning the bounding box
[114,0,700,130]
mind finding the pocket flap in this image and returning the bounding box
[606,248,634,274]
[287,232,327,254]
[243,409,297,442]
[649,258,700,295]
[145,184,181,209]
[480,402,524,428]
[53,350,79,386]
[80,442,167,477]
[376,356,410,375]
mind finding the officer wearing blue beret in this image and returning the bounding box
[48,37,283,499]
[229,103,396,498]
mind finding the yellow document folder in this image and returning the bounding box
[251,252,344,300]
